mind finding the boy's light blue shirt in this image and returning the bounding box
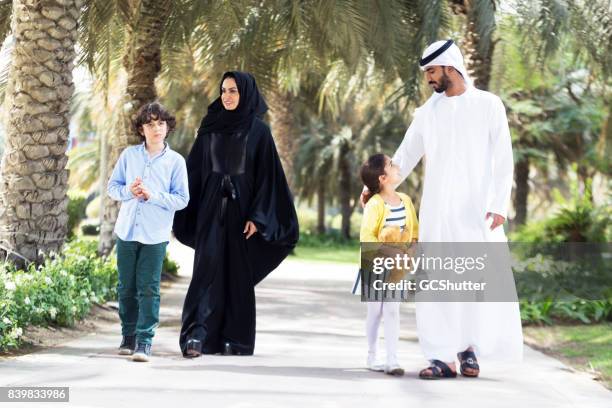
[107,142,189,245]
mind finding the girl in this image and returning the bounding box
[359,153,418,376]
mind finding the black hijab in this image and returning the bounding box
[198,71,268,135]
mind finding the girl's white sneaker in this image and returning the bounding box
[367,356,385,372]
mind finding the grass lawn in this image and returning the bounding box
[288,233,360,264]
[290,245,359,264]
[76,234,98,242]
[524,323,612,389]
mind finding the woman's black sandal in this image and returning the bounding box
[184,339,202,358]
[457,350,480,377]
[419,360,457,380]
[223,342,245,356]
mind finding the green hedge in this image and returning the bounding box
[0,239,117,351]
[162,254,179,276]
[510,177,611,244]
[510,178,612,325]
[514,254,612,325]
[520,299,612,325]
[67,193,88,239]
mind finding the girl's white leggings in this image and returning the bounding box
[366,301,400,366]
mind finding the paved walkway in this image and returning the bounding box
[0,239,609,407]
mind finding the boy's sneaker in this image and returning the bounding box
[366,355,385,372]
[385,364,405,376]
[118,335,136,355]
[132,343,152,362]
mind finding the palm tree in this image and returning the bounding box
[448,0,497,90]
[505,90,552,226]
[502,0,611,223]
[0,0,83,267]
[295,122,334,234]
[295,58,412,238]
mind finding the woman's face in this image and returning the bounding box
[221,77,240,111]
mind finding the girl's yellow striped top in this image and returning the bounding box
[360,192,419,242]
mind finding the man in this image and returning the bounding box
[362,40,523,379]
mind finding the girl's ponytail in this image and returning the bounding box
[360,154,386,204]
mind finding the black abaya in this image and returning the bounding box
[173,115,299,355]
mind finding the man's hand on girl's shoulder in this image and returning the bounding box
[360,186,369,208]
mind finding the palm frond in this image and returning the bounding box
[389,0,455,103]
[468,0,497,56]
[360,0,413,74]
[0,34,12,103]
[0,0,11,42]
[567,0,612,80]
[78,0,127,103]
[515,0,569,64]
[67,142,100,192]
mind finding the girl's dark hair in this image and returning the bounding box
[133,102,176,142]
[360,153,387,204]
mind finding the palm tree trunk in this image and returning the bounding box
[577,162,594,203]
[98,0,171,255]
[594,102,611,203]
[0,0,83,267]
[599,103,611,158]
[268,89,298,191]
[449,0,497,90]
[317,182,326,234]
[338,144,352,239]
[513,155,530,227]
[98,122,109,232]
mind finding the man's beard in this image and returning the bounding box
[430,73,450,93]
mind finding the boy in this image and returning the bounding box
[107,102,189,362]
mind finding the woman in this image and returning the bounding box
[173,71,299,357]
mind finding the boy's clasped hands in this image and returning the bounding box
[130,176,151,201]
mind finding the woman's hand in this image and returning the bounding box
[244,221,258,239]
